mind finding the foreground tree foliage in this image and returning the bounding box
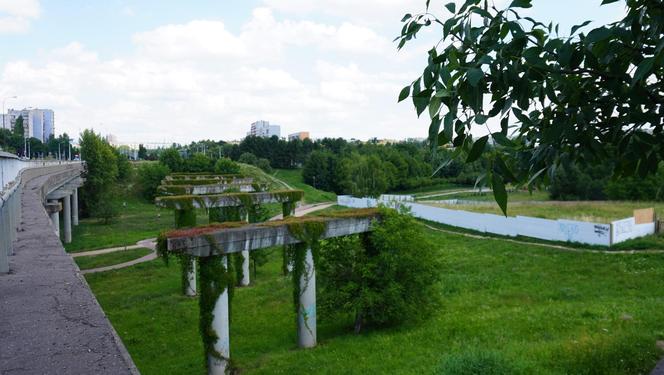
[318,208,442,333]
[396,0,664,213]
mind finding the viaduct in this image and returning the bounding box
[0,152,137,374]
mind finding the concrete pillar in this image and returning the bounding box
[175,208,197,296]
[63,194,72,243]
[205,255,230,375]
[297,247,317,348]
[49,199,60,237]
[240,245,250,287]
[185,261,197,297]
[72,188,79,226]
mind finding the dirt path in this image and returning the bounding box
[423,223,664,254]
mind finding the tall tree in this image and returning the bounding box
[396,0,664,213]
[79,129,119,216]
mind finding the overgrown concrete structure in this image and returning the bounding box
[161,209,379,375]
[155,173,303,295]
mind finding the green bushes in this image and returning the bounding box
[214,158,241,174]
[318,208,442,332]
[135,163,170,201]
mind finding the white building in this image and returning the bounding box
[2,108,55,142]
[250,120,280,138]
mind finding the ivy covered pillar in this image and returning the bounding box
[282,201,295,275]
[297,246,317,348]
[175,208,197,297]
[200,255,231,375]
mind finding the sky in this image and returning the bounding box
[0,0,625,144]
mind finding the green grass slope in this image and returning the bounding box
[86,225,664,374]
[272,169,336,204]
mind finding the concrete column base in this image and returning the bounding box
[208,255,230,375]
[297,247,317,348]
[185,258,197,297]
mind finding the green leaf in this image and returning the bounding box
[632,57,654,85]
[445,2,456,13]
[466,135,488,163]
[429,96,442,119]
[400,13,412,22]
[491,132,514,147]
[475,114,488,124]
[570,20,591,35]
[492,173,508,216]
[510,0,532,8]
[601,0,619,4]
[467,68,484,87]
[398,85,410,102]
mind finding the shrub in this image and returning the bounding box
[135,162,170,201]
[255,158,273,174]
[91,188,120,224]
[238,152,258,165]
[214,157,241,174]
[184,153,213,173]
[159,148,183,172]
[318,207,442,333]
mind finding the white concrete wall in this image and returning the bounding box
[611,217,656,244]
[337,195,615,246]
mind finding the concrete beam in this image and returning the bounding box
[161,177,254,186]
[46,189,74,200]
[45,201,61,214]
[155,190,304,211]
[157,183,255,196]
[166,213,378,256]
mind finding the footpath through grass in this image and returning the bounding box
[272,169,336,204]
[86,225,664,374]
[75,248,153,270]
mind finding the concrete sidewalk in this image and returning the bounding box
[0,172,138,374]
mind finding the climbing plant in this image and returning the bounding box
[286,220,326,313]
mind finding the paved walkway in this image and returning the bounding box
[80,239,157,275]
[0,172,138,375]
[269,202,334,221]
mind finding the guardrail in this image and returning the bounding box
[1,153,83,273]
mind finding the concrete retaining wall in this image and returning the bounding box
[337,195,655,247]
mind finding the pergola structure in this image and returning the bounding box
[161,209,379,375]
[155,174,304,296]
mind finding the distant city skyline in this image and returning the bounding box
[0,1,626,143]
[1,107,54,143]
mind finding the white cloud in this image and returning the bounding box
[0,7,429,143]
[0,0,41,34]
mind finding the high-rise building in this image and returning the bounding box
[4,108,55,142]
[250,120,280,138]
[288,131,310,141]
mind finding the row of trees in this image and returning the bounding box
[0,116,76,159]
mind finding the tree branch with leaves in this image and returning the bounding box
[396,0,663,214]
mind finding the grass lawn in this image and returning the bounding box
[426,200,664,224]
[86,225,664,374]
[421,190,550,202]
[66,195,210,253]
[392,182,467,196]
[75,248,153,270]
[272,169,337,204]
